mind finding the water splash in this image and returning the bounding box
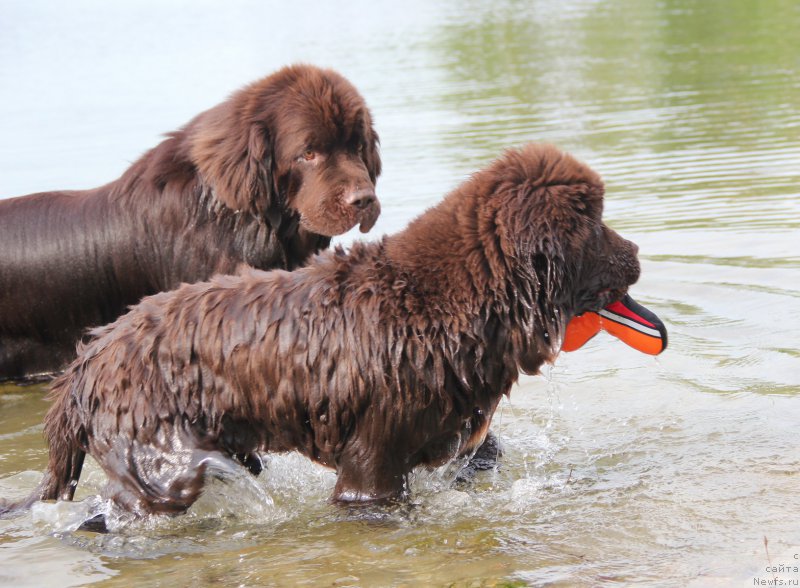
[30,496,108,534]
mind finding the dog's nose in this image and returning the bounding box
[346,189,377,210]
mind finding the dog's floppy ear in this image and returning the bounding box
[493,145,605,261]
[190,105,277,221]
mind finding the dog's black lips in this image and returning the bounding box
[574,286,628,316]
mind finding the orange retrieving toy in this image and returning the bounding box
[562,294,668,355]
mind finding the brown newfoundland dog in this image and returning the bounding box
[0,64,381,382]
[1,144,640,519]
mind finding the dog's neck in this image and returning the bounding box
[383,184,565,374]
[283,226,331,270]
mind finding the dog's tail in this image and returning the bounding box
[0,372,86,517]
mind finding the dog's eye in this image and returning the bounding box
[356,143,364,154]
[302,150,316,161]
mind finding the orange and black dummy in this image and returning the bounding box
[562,294,667,355]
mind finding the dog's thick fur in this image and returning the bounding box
[2,144,640,517]
[0,64,381,382]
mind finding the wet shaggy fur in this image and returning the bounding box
[0,64,381,382]
[1,144,640,517]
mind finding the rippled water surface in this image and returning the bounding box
[1,1,799,586]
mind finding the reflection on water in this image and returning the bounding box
[1,0,799,586]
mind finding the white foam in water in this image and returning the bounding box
[259,453,337,504]
[30,495,110,533]
[507,470,575,512]
[188,454,277,522]
[425,489,472,510]
[410,454,472,495]
[509,477,545,505]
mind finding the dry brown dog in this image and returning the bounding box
[0,64,381,382]
[2,144,640,518]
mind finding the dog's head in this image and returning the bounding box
[481,144,641,369]
[190,64,381,236]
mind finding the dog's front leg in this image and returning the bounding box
[460,400,504,479]
[457,430,503,485]
[332,447,408,504]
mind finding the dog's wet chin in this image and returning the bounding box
[517,338,558,375]
[300,215,354,238]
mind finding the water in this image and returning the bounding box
[1,0,799,586]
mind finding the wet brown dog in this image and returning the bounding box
[0,64,381,382]
[2,144,639,518]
